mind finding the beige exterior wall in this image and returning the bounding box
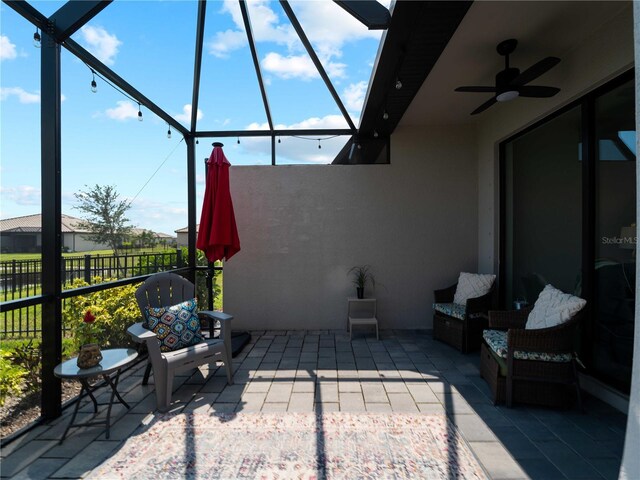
[475,4,634,273]
[62,233,111,252]
[176,232,189,248]
[224,125,478,330]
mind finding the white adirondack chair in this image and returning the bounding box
[127,272,233,412]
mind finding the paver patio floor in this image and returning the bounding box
[0,330,628,479]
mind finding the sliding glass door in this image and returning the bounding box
[501,73,635,393]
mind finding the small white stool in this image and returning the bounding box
[347,297,378,340]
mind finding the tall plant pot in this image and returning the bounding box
[356,287,364,299]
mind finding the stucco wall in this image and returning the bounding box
[476,4,634,273]
[224,125,478,330]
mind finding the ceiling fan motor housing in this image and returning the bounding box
[496,68,520,92]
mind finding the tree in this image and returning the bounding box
[74,184,133,257]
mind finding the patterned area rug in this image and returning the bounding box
[89,412,487,479]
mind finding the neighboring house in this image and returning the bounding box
[175,225,198,248]
[0,214,175,253]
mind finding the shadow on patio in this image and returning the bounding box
[0,330,626,479]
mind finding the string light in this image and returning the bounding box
[395,78,403,90]
[383,110,389,120]
[373,130,379,138]
[33,28,41,48]
[84,64,145,129]
[196,139,199,145]
[237,137,240,144]
[277,137,281,144]
[90,70,97,93]
[167,125,172,139]
[318,139,322,149]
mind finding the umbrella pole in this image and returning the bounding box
[206,261,215,311]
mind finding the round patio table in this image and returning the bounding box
[53,348,138,443]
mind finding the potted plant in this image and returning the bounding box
[348,265,376,299]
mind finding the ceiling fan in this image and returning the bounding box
[455,39,561,115]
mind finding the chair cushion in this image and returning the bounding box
[525,284,586,330]
[453,272,496,305]
[144,298,205,352]
[434,303,466,320]
[483,329,573,362]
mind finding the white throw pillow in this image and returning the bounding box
[453,272,496,305]
[525,284,586,330]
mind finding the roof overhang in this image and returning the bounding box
[334,0,472,164]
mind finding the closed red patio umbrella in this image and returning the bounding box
[197,142,240,262]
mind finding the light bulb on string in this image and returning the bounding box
[237,137,240,144]
[373,130,379,138]
[167,125,172,139]
[395,78,402,90]
[278,137,281,144]
[196,139,199,145]
[318,139,321,149]
[383,110,389,120]
[33,28,41,48]
[90,71,97,93]
[137,103,143,122]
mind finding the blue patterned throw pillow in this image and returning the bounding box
[144,298,204,352]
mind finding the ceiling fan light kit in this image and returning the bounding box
[455,38,561,114]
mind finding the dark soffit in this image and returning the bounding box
[334,1,472,164]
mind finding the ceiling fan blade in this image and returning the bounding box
[471,97,497,115]
[518,85,561,98]
[455,86,498,93]
[511,57,560,85]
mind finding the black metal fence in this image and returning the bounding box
[0,250,185,337]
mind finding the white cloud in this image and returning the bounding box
[80,25,121,65]
[343,81,368,114]
[0,87,40,104]
[261,53,317,80]
[127,198,187,234]
[105,100,138,121]
[208,29,247,58]
[0,35,17,60]
[174,104,204,123]
[243,114,352,164]
[0,185,41,205]
[208,1,381,82]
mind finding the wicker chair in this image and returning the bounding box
[480,306,585,409]
[433,283,493,353]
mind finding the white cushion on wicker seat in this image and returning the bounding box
[525,284,586,330]
[453,272,496,305]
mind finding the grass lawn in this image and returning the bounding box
[0,245,175,262]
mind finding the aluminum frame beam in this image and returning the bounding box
[195,129,353,138]
[333,1,390,30]
[190,0,207,134]
[63,38,189,136]
[240,0,273,130]
[50,0,112,41]
[40,28,63,420]
[279,0,356,132]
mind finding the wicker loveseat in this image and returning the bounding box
[433,275,495,353]
[480,303,585,409]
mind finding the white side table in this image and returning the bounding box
[347,297,378,340]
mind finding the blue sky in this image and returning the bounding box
[0,0,386,236]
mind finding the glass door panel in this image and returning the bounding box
[593,79,636,393]
[503,107,582,308]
